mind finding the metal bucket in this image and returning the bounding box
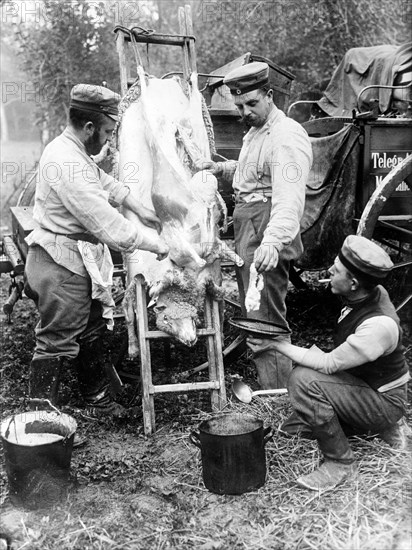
[190,412,273,495]
[1,410,77,509]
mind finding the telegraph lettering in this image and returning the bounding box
[371,152,409,169]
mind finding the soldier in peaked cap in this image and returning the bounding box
[270,235,410,491]
[199,61,313,390]
[24,84,168,425]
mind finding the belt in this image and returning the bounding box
[234,192,272,204]
[64,233,100,245]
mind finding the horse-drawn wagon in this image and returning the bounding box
[202,43,412,308]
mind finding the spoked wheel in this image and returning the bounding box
[357,154,412,312]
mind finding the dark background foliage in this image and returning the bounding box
[2,0,411,140]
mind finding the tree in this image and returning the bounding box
[7,0,411,140]
[10,0,120,140]
[190,0,411,99]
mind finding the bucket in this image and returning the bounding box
[190,412,273,495]
[1,410,77,508]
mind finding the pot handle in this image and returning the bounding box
[263,425,274,446]
[189,430,201,449]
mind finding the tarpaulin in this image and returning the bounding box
[317,43,412,117]
[297,124,361,270]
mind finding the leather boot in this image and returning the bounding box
[280,412,366,440]
[296,416,357,492]
[251,347,292,390]
[29,357,62,407]
[279,411,315,439]
[378,417,411,450]
[29,357,87,448]
[76,338,125,418]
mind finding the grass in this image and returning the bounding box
[0,275,411,550]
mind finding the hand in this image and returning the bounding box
[136,205,162,233]
[194,159,222,176]
[248,336,289,349]
[254,242,279,272]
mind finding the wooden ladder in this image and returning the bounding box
[115,5,197,95]
[135,275,227,435]
[114,6,227,434]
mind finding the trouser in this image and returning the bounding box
[24,245,104,359]
[24,245,109,404]
[283,366,406,460]
[233,201,299,389]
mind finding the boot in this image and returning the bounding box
[76,338,126,418]
[29,357,62,407]
[279,411,315,439]
[378,417,411,450]
[29,357,87,448]
[296,416,357,492]
[280,412,367,440]
[253,349,292,389]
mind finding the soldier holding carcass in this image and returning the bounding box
[24,84,168,417]
[201,62,313,390]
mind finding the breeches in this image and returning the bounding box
[24,245,103,359]
[287,366,406,433]
[233,201,290,328]
[233,201,293,388]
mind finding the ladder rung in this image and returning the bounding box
[145,328,217,339]
[124,32,195,47]
[150,381,220,394]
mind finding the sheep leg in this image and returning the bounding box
[122,279,140,358]
[218,239,244,267]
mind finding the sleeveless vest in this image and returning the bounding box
[333,286,407,390]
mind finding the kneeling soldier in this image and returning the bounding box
[266,235,409,491]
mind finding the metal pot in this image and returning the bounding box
[1,410,76,509]
[190,412,273,495]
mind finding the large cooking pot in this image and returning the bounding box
[190,412,273,495]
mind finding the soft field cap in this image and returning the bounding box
[70,84,121,121]
[339,235,393,280]
[224,62,270,95]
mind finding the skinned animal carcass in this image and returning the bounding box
[117,68,243,354]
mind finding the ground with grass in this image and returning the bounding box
[0,272,411,550]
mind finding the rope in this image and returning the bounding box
[201,94,216,157]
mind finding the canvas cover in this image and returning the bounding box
[297,124,361,270]
[317,43,412,117]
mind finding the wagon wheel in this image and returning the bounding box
[357,154,412,312]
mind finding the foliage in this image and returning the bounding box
[9,0,120,140]
[191,0,411,99]
[5,0,411,139]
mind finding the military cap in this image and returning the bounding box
[224,62,270,95]
[69,84,121,121]
[339,235,393,281]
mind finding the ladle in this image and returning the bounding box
[232,379,288,404]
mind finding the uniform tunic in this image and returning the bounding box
[288,286,409,391]
[24,127,144,358]
[283,287,408,440]
[221,106,312,388]
[222,106,312,256]
[26,127,144,277]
